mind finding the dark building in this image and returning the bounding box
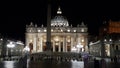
[0,36,24,60]
[89,20,120,58]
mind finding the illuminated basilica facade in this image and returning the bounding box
[25,7,88,54]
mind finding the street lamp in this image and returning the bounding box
[7,42,15,57]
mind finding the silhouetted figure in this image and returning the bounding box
[111,58,113,62]
[83,55,89,68]
[30,56,33,61]
[114,56,117,63]
[22,55,27,68]
[94,58,99,68]
[101,59,106,68]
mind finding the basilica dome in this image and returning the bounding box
[51,7,69,27]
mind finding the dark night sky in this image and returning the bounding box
[1,0,120,43]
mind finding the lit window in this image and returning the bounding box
[11,49,13,52]
[109,39,112,41]
[67,39,70,42]
[81,39,84,42]
[67,29,70,32]
[61,29,63,32]
[73,30,76,32]
[104,39,107,42]
[29,30,31,32]
[43,39,46,42]
[51,29,53,32]
[81,29,84,32]
[44,29,46,32]
[55,42,59,45]
[51,24,53,26]
[38,30,41,32]
[0,38,3,41]
[55,37,59,42]
[104,28,107,31]
[30,39,32,42]
[57,11,62,14]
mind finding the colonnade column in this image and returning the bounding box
[85,36,88,52]
[101,40,105,58]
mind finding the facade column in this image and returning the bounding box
[63,36,65,52]
[74,35,77,46]
[59,42,61,52]
[36,34,38,52]
[33,35,37,53]
[36,37,39,52]
[40,37,43,52]
[53,41,55,52]
[78,35,80,44]
[110,44,114,57]
[36,34,39,52]
[71,37,73,51]
[63,37,65,52]
[66,37,67,52]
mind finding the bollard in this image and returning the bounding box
[94,58,99,68]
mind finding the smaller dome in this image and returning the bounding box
[51,7,69,27]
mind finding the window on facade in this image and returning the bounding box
[55,42,59,45]
[51,29,53,32]
[81,29,84,32]
[73,30,76,32]
[67,29,70,32]
[29,30,31,32]
[81,39,84,42]
[61,29,63,32]
[38,30,41,32]
[44,29,46,32]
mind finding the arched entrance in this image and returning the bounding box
[29,43,33,53]
[55,45,59,52]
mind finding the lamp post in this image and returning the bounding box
[7,42,15,57]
